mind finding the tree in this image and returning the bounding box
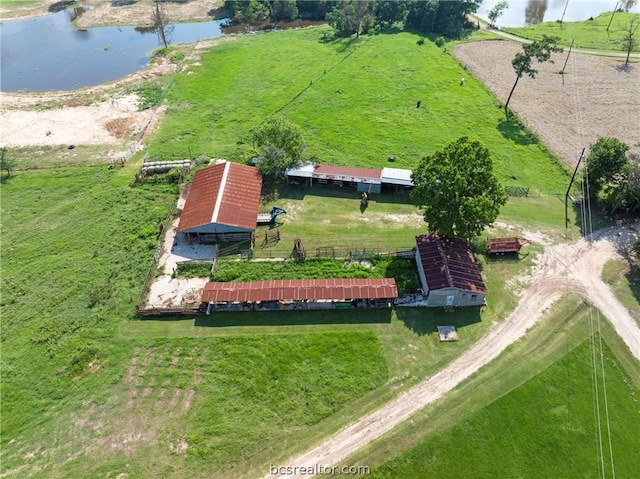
[620,16,640,67]
[405,0,480,37]
[606,159,640,214]
[326,0,373,38]
[0,147,16,179]
[152,0,173,48]
[251,116,306,180]
[487,1,509,28]
[375,0,409,29]
[411,137,507,240]
[504,35,563,117]
[586,137,629,197]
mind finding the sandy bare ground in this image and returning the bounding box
[145,196,216,308]
[264,224,640,479]
[454,40,640,167]
[0,0,221,26]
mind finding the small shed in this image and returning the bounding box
[415,233,487,307]
[487,237,528,255]
[178,161,262,243]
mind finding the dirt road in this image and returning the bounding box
[264,225,640,479]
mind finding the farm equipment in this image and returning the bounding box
[256,206,287,226]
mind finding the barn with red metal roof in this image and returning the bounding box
[414,233,486,308]
[202,278,398,312]
[178,161,262,242]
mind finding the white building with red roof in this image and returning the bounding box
[414,233,487,308]
[178,161,262,243]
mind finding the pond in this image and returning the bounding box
[476,0,639,27]
[0,7,227,92]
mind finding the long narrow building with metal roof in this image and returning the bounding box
[178,161,262,243]
[202,278,398,312]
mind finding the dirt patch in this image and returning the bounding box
[0,0,222,26]
[104,118,135,139]
[453,41,640,167]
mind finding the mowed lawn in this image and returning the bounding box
[369,335,640,479]
[148,27,570,194]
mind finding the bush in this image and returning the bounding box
[416,38,425,45]
[435,36,446,47]
[135,84,164,110]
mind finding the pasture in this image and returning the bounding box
[0,22,635,479]
[503,11,640,52]
[347,296,640,479]
[147,27,570,194]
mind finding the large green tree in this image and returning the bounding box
[251,116,306,180]
[586,137,630,197]
[326,0,374,38]
[505,35,563,117]
[411,137,507,240]
[405,0,480,37]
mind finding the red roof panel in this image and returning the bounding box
[178,162,262,232]
[416,233,487,293]
[313,164,382,182]
[202,278,398,303]
[488,237,525,254]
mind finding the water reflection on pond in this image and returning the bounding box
[0,7,226,92]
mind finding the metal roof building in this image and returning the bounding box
[286,163,383,193]
[202,278,397,305]
[415,233,486,308]
[286,163,415,194]
[178,161,262,242]
[380,167,414,187]
[487,237,527,255]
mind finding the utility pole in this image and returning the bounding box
[565,148,585,229]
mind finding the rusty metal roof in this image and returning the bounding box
[416,233,487,293]
[313,164,382,183]
[488,237,525,254]
[178,162,262,233]
[202,278,398,303]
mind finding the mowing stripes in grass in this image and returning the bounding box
[369,338,640,479]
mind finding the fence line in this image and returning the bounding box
[224,246,416,261]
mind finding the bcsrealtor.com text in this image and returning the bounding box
[269,464,370,476]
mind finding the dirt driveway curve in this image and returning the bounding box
[265,225,640,479]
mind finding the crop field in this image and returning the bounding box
[147,27,570,195]
[503,12,640,52]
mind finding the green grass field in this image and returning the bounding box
[0,167,394,478]
[369,338,640,479]
[503,12,640,52]
[147,27,570,194]
[1,24,635,479]
[602,258,640,328]
[342,296,640,479]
